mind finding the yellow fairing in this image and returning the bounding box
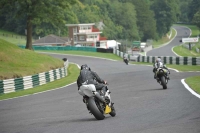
[104,105,111,114]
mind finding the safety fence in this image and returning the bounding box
[113,49,200,65]
[18,45,97,52]
[0,61,69,94]
[18,45,114,53]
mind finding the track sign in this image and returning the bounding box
[182,38,199,43]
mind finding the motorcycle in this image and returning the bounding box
[80,84,116,120]
[155,68,169,89]
[124,58,129,65]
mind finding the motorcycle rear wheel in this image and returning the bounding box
[87,97,105,120]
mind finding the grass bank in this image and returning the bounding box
[173,44,200,57]
[0,39,64,80]
[185,76,200,94]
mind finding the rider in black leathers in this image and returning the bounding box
[77,64,107,90]
[77,64,108,102]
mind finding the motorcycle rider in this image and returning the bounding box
[123,56,129,64]
[77,64,108,103]
[153,57,170,80]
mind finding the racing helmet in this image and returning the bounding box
[81,64,91,70]
[156,57,161,63]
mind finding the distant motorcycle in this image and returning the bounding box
[81,83,116,120]
[124,58,129,65]
[155,68,169,89]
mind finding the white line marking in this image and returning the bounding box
[0,82,76,102]
[181,79,200,99]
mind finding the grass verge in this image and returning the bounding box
[173,44,200,57]
[0,64,79,100]
[185,76,200,94]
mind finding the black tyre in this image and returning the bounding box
[109,104,116,117]
[161,76,167,89]
[87,97,105,120]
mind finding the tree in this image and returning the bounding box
[150,0,179,37]
[108,1,139,40]
[0,0,77,50]
[192,10,200,35]
[179,0,192,22]
[126,0,157,41]
[188,0,200,22]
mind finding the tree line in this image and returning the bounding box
[0,0,200,49]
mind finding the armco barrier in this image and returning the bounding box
[0,61,68,94]
[113,49,200,65]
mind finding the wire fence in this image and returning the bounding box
[0,33,26,39]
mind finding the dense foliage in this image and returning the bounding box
[0,0,200,49]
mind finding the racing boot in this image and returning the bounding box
[154,74,157,79]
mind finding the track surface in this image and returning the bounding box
[147,26,190,56]
[0,26,200,133]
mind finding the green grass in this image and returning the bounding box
[185,76,200,94]
[173,44,200,57]
[0,29,27,45]
[0,64,79,100]
[0,39,64,80]
[152,28,176,48]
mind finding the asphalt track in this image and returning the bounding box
[147,26,190,56]
[0,26,200,133]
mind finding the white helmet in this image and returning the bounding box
[156,57,161,63]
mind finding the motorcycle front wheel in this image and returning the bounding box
[109,103,116,117]
[87,97,105,120]
[161,76,167,89]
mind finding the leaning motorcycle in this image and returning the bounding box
[156,68,169,89]
[124,58,129,65]
[80,84,116,120]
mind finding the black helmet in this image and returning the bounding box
[62,58,67,61]
[81,64,91,70]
